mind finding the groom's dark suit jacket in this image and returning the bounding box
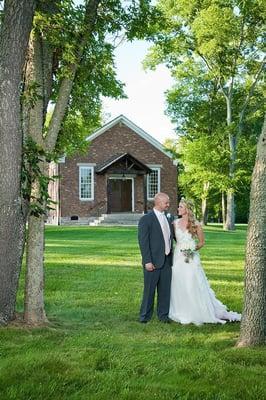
[138,210,175,269]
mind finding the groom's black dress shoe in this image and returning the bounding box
[139,320,148,323]
[159,318,171,324]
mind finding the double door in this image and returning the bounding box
[107,178,132,213]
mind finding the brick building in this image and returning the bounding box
[49,115,178,225]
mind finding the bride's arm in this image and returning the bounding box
[195,223,205,250]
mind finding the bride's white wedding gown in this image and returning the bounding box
[169,222,241,325]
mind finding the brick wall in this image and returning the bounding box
[59,121,178,221]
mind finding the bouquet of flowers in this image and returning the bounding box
[180,238,196,263]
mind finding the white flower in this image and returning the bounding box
[180,238,196,263]
[166,213,171,219]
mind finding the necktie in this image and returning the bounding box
[160,214,170,255]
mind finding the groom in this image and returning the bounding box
[138,192,174,323]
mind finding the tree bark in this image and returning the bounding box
[225,107,236,231]
[24,199,48,325]
[201,181,209,225]
[0,0,35,325]
[225,131,236,230]
[23,0,101,325]
[221,191,226,229]
[237,115,266,347]
[225,189,235,230]
[23,32,50,324]
[219,86,236,231]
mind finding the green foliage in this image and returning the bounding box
[148,0,265,76]
[0,225,265,399]
[165,128,257,221]
[192,5,239,69]
[21,81,43,108]
[56,110,101,156]
[154,0,265,222]
[22,137,58,216]
[30,0,160,156]
[20,0,162,218]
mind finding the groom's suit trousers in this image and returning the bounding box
[140,254,172,322]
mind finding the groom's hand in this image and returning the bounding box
[145,262,155,272]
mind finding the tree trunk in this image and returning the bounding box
[237,115,266,347]
[225,133,236,230]
[225,189,235,230]
[23,166,56,326]
[0,0,35,325]
[222,92,236,231]
[221,191,226,229]
[201,198,208,225]
[24,208,48,325]
[23,0,101,325]
[23,32,48,325]
[201,181,209,225]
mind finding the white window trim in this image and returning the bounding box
[79,165,94,201]
[147,167,161,200]
[77,163,96,166]
[147,164,162,168]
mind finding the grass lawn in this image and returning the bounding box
[0,225,265,400]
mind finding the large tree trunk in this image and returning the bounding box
[24,209,48,325]
[237,116,266,347]
[0,0,35,325]
[23,0,101,325]
[23,32,48,325]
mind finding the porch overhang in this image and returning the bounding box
[95,153,152,175]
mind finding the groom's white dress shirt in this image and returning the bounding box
[153,208,171,255]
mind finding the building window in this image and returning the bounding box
[79,166,94,200]
[147,168,160,200]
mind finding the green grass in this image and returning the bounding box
[0,225,265,400]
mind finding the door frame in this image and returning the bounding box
[107,176,135,212]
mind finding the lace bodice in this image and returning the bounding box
[174,222,196,249]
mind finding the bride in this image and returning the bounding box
[169,198,241,325]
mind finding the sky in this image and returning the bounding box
[73,0,177,144]
[102,40,177,144]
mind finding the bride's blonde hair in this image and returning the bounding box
[179,197,198,237]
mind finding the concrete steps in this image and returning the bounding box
[89,213,143,226]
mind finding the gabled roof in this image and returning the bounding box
[86,115,173,159]
[95,153,152,174]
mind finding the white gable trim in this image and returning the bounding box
[86,115,173,160]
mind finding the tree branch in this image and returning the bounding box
[45,0,101,152]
